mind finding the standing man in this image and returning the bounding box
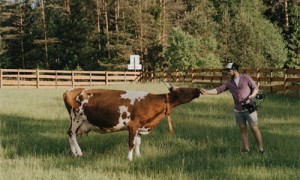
[200,62,264,154]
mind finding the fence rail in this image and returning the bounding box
[0,69,140,89]
[1,68,299,94]
[140,68,300,94]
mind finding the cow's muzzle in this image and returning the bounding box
[194,88,200,98]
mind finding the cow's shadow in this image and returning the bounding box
[0,114,125,158]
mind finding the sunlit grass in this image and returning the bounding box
[0,82,299,179]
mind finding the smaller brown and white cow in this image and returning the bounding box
[63,82,200,161]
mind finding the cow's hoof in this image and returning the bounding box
[127,155,133,161]
[70,152,83,157]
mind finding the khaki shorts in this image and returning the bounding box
[234,111,258,126]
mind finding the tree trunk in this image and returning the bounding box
[103,0,110,57]
[104,0,109,45]
[19,1,25,68]
[65,0,70,14]
[41,0,49,68]
[122,0,126,30]
[96,0,101,50]
[162,0,166,47]
[115,0,119,33]
[160,0,166,47]
[284,0,289,30]
[138,1,143,54]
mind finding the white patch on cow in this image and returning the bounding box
[110,105,131,131]
[128,149,133,161]
[121,91,148,105]
[88,94,93,98]
[76,95,81,103]
[135,134,141,157]
[119,105,131,121]
[69,108,84,156]
[138,126,151,135]
[69,93,91,156]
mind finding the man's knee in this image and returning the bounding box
[239,125,247,133]
[250,125,259,131]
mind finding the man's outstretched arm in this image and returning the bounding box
[200,89,218,95]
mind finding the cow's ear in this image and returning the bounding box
[170,86,176,92]
[163,80,175,92]
[163,80,172,89]
[171,90,179,98]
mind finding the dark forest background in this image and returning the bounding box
[0,0,299,71]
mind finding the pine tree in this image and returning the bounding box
[0,0,34,69]
[285,1,300,68]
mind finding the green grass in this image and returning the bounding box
[0,83,299,179]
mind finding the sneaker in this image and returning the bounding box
[241,148,250,154]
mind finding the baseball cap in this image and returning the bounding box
[225,62,239,70]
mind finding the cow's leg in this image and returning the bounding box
[134,134,141,158]
[68,108,83,157]
[127,125,139,161]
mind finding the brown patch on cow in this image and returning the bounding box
[123,122,127,125]
[121,112,128,119]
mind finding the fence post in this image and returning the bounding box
[284,68,287,94]
[174,69,177,82]
[89,71,92,86]
[210,69,213,86]
[270,69,273,92]
[18,69,20,88]
[36,69,40,88]
[0,69,2,89]
[221,69,223,85]
[105,71,108,85]
[151,71,154,83]
[191,68,195,83]
[55,70,58,88]
[71,70,74,87]
[124,71,127,82]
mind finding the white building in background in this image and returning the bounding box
[128,55,142,71]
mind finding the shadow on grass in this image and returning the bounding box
[0,114,126,158]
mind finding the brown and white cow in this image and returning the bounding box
[63,82,200,161]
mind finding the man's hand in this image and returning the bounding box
[248,95,255,99]
[200,89,218,95]
[200,89,207,95]
[248,88,259,100]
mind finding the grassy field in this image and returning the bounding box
[0,83,299,180]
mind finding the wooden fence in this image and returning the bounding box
[0,69,140,89]
[140,68,300,94]
[1,68,299,94]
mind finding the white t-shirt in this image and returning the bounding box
[234,76,240,86]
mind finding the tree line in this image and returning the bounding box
[0,0,299,71]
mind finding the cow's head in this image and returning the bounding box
[163,81,200,105]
